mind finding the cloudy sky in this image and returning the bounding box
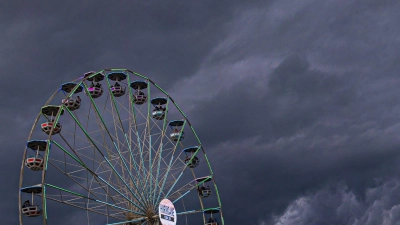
[2,0,400,224]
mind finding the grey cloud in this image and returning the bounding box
[273,179,400,225]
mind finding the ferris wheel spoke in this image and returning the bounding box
[145,82,155,208]
[45,196,125,220]
[45,183,143,217]
[63,106,147,214]
[111,142,149,210]
[156,120,187,204]
[100,158,147,213]
[169,175,212,204]
[104,75,136,185]
[46,160,107,205]
[134,108,152,207]
[74,82,145,199]
[49,140,144,215]
[164,146,201,198]
[150,98,171,206]
[176,207,220,216]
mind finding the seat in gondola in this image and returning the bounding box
[130,80,148,105]
[151,97,167,120]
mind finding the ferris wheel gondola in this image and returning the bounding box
[107,71,127,97]
[130,80,148,105]
[24,140,48,171]
[20,185,43,217]
[61,82,83,111]
[151,97,167,120]
[204,208,220,225]
[183,146,200,168]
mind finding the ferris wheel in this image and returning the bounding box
[18,69,224,225]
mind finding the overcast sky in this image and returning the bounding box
[2,0,400,224]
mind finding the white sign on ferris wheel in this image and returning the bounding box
[159,198,177,225]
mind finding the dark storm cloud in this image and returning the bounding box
[3,0,400,224]
[272,179,400,225]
